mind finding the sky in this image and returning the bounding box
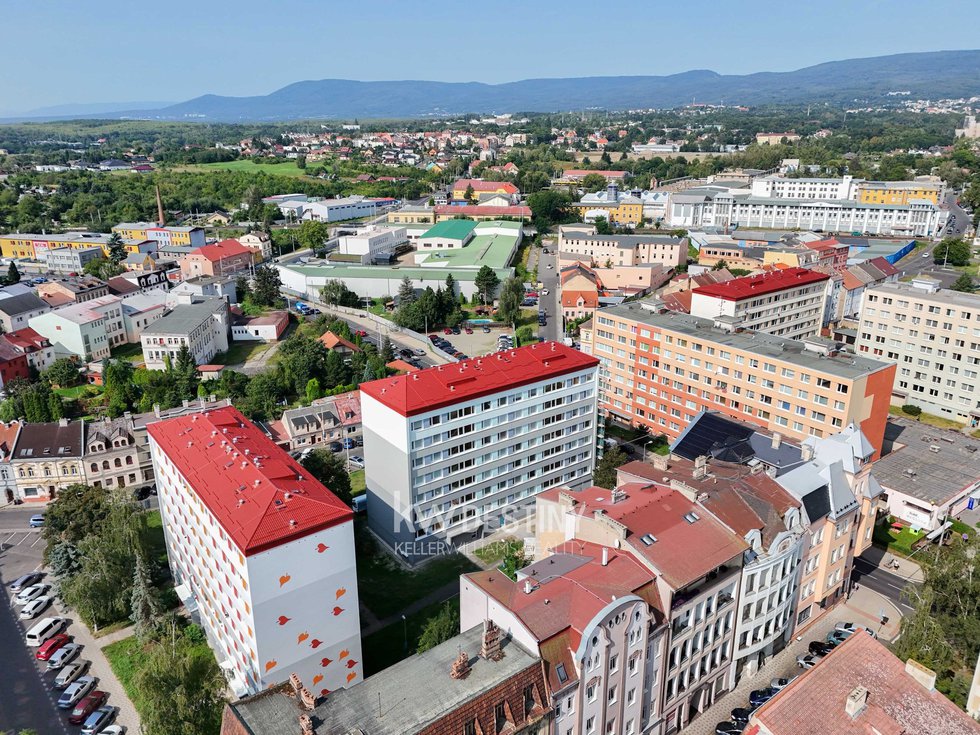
[2,0,979,114]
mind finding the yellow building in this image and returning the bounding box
[449,179,519,201]
[111,222,205,247]
[856,179,943,205]
[0,232,155,260]
[386,207,434,224]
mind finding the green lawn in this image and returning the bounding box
[355,523,477,619]
[110,342,145,363]
[213,341,269,366]
[873,522,925,556]
[362,598,459,676]
[183,159,313,178]
[474,538,522,566]
[888,405,964,430]
[54,384,103,400]
[349,469,366,496]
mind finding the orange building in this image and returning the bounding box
[580,301,896,457]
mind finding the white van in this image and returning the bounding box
[25,616,67,647]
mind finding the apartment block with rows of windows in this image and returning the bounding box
[580,301,896,458]
[360,343,600,562]
[855,277,980,426]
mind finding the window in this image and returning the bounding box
[464,719,477,735]
[608,686,617,703]
[523,684,535,715]
[495,702,508,734]
[609,654,618,672]
[586,716,596,733]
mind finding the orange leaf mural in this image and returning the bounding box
[278,574,291,587]
[346,671,357,683]
[339,649,349,659]
[312,674,323,686]
[277,616,290,626]
[310,639,323,649]
[297,632,309,644]
[264,660,277,672]
[335,587,346,599]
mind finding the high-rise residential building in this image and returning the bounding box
[461,540,668,735]
[580,301,896,457]
[855,277,980,425]
[688,267,830,340]
[360,342,599,561]
[535,482,746,734]
[148,406,361,698]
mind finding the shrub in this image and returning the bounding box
[901,404,922,417]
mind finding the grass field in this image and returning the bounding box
[181,160,313,178]
[110,342,145,364]
[474,537,522,567]
[362,598,459,676]
[873,522,925,556]
[54,384,102,400]
[888,405,964,430]
[350,469,366,496]
[213,341,269,366]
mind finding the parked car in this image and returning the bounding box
[482,326,491,333]
[100,726,126,735]
[25,616,68,647]
[428,334,439,342]
[46,642,82,670]
[808,641,836,656]
[412,348,425,357]
[69,691,108,725]
[443,328,453,334]
[354,330,368,338]
[54,660,91,689]
[749,687,777,707]
[796,653,822,669]
[464,327,473,334]
[29,514,45,528]
[541,288,550,296]
[81,705,117,734]
[827,630,850,645]
[10,572,42,592]
[58,676,96,709]
[15,583,51,605]
[398,348,414,360]
[35,633,70,661]
[342,438,356,449]
[348,455,365,468]
[715,722,744,735]
[20,595,52,620]
[835,622,877,639]
[770,676,796,691]
[327,442,343,452]
[730,707,754,725]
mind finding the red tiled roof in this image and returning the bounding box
[360,342,598,417]
[751,632,980,735]
[385,359,419,374]
[2,327,49,352]
[661,291,692,313]
[693,267,829,301]
[803,238,844,252]
[319,331,361,352]
[561,290,599,309]
[564,170,628,178]
[146,406,352,555]
[433,205,530,217]
[541,482,748,589]
[192,239,251,262]
[451,179,519,194]
[331,392,361,426]
[867,256,898,277]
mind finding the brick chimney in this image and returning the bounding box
[844,686,868,718]
[450,647,471,680]
[299,714,313,735]
[481,619,503,662]
[905,658,937,691]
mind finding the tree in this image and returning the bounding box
[48,540,83,580]
[324,349,351,388]
[320,279,359,307]
[44,358,81,388]
[500,542,530,580]
[106,232,126,264]
[172,345,199,402]
[713,259,729,271]
[6,260,20,285]
[130,553,163,641]
[464,184,476,204]
[474,265,500,305]
[527,189,572,230]
[580,173,608,192]
[380,335,395,363]
[83,255,124,281]
[497,277,525,325]
[301,449,353,506]
[951,273,975,292]
[278,334,330,393]
[235,274,252,303]
[416,601,460,653]
[594,215,612,235]
[132,629,227,735]
[933,238,971,267]
[397,276,416,306]
[593,446,628,489]
[297,220,329,255]
[515,324,535,346]
[251,265,282,307]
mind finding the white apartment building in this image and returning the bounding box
[359,342,599,562]
[141,296,230,370]
[29,302,113,362]
[558,225,687,269]
[148,406,362,697]
[337,225,407,264]
[299,196,377,223]
[689,268,831,340]
[855,278,980,425]
[750,176,859,200]
[85,295,127,349]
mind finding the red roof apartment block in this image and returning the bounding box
[360,342,599,417]
[146,406,351,555]
[196,238,252,262]
[750,631,979,735]
[692,267,829,302]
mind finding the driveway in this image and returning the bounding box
[0,506,140,734]
[536,246,561,342]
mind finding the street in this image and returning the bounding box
[852,556,919,615]
[0,505,140,735]
[536,244,561,342]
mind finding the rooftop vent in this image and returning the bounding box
[683,511,700,524]
[640,533,657,546]
[929,445,940,453]
[844,686,869,719]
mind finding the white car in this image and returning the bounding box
[58,676,96,709]
[20,595,52,620]
[54,660,91,689]
[47,642,82,670]
[100,725,127,735]
[835,621,877,639]
[541,288,550,296]
[14,583,50,605]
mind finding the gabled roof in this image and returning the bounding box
[12,420,83,460]
[777,459,858,523]
[190,239,250,262]
[451,179,518,194]
[318,330,360,352]
[0,292,49,317]
[146,406,351,555]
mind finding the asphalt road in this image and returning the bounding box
[536,246,561,342]
[851,557,918,615]
[943,191,970,238]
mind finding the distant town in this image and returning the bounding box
[0,95,979,735]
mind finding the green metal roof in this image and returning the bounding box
[419,219,478,240]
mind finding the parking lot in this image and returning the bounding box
[0,505,139,734]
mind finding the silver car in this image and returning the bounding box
[19,595,52,620]
[14,583,50,605]
[58,675,96,708]
[54,660,91,689]
[47,642,82,670]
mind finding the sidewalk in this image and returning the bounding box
[843,586,903,641]
[859,545,925,583]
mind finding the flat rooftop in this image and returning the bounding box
[866,280,980,309]
[874,418,980,505]
[599,301,892,381]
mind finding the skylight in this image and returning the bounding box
[640,534,657,545]
[556,663,568,683]
[683,512,700,524]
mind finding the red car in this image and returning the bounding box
[464,328,473,334]
[35,633,70,661]
[354,329,368,338]
[69,691,107,725]
[428,334,439,341]
[443,328,453,334]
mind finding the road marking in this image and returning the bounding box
[30,535,43,548]
[2,533,14,545]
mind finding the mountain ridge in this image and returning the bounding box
[4,50,978,123]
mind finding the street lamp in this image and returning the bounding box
[401,614,408,653]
